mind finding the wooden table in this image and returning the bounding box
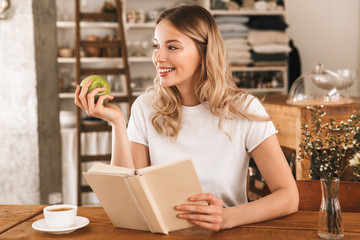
[263,95,360,180]
[1,205,360,239]
[0,205,45,234]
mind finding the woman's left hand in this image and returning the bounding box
[175,193,224,232]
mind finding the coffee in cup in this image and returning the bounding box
[43,204,77,229]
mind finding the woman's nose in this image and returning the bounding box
[153,48,166,63]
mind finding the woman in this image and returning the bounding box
[75,4,298,232]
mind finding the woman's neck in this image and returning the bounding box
[177,86,200,107]
[181,97,200,107]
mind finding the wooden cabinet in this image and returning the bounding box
[263,95,360,180]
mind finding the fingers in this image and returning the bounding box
[74,85,85,111]
[96,94,114,106]
[175,193,224,232]
[177,207,223,232]
[189,193,223,206]
[74,78,111,117]
[175,193,223,214]
[175,202,221,215]
[87,94,113,117]
[86,87,105,109]
[177,211,222,223]
[77,79,92,113]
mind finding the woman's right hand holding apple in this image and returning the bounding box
[75,78,135,168]
[74,79,124,126]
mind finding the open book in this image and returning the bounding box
[83,158,205,234]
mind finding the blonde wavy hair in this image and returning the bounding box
[150,4,268,138]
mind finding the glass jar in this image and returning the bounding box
[287,63,356,106]
[318,178,344,239]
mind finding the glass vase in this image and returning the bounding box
[318,178,344,239]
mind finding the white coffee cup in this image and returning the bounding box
[43,204,77,229]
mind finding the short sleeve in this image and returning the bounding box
[244,97,277,153]
[127,95,149,146]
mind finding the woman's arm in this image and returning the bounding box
[221,134,299,228]
[129,141,150,169]
[110,115,134,168]
[111,122,150,168]
[176,134,299,231]
[111,112,150,167]
[74,81,149,168]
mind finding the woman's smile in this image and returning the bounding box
[157,67,176,77]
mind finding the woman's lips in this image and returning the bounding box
[158,68,175,77]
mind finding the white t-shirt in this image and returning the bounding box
[127,92,277,207]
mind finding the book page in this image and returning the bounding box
[136,158,191,175]
[138,158,206,232]
[83,173,149,231]
[88,163,135,176]
[127,176,168,234]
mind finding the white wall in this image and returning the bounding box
[0,0,40,204]
[287,0,360,96]
[0,0,60,205]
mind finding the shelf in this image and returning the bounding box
[231,65,287,72]
[57,21,118,28]
[58,57,124,63]
[80,40,121,48]
[128,57,152,63]
[125,22,156,29]
[59,92,75,99]
[80,68,125,75]
[57,21,156,29]
[80,13,117,21]
[211,8,285,16]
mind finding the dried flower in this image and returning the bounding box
[298,105,360,180]
[349,152,360,177]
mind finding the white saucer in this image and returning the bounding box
[32,216,89,234]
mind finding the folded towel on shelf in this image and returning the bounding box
[221,31,249,39]
[252,44,291,53]
[248,30,290,45]
[253,61,287,67]
[250,50,287,62]
[215,15,250,24]
[218,23,249,34]
[248,16,288,31]
[227,56,253,65]
[224,38,251,51]
[223,37,252,65]
[227,50,251,59]
[224,37,248,45]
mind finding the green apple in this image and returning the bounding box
[80,75,111,104]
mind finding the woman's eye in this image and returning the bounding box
[169,45,178,50]
[153,44,159,50]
